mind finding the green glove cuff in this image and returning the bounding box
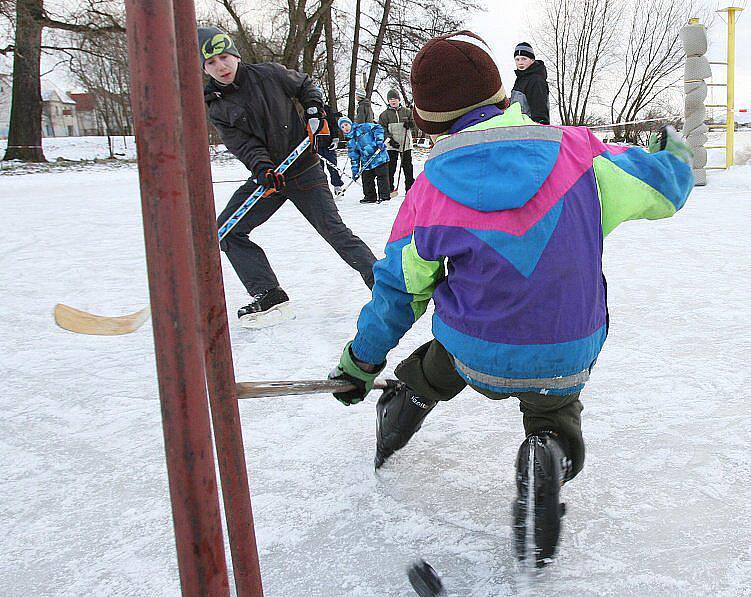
[338,341,384,393]
[648,127,693,165]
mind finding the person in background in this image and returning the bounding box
[354,88,375,123]
[510,41,550,124]
[378,89,417,196]
[339,116,390,204]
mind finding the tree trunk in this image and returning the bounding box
[302,16,324,75]
[347,0,361,119]
[323,6,337,111]
[365,0,391,96]
[4,0,45,162]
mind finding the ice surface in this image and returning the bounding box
[2,137,751,595]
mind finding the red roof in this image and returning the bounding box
[69,92,96,112]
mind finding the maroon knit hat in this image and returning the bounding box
[410,31,507,134]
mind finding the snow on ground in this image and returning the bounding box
[2,143,751,596]
[0,135,139,163]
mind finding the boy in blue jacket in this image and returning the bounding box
[338,116,391,204]
[329,31,694,567]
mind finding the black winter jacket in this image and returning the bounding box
[510,60,550,125]
[324,103,342,141]
[355,98,374,123]
[204,62,323,178]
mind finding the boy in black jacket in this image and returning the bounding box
[199,27,376,328]
[510,42,550,125]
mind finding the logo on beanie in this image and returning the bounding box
[202,33,233,60]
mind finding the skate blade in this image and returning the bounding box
[239,302,295,329]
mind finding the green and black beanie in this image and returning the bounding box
[197,27,241,66]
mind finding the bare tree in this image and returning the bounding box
[535,0,620,125]
[3,0,124,161]
[209,0,333,69]
[363,0,390,96]
[68,28,132,138]
[609,0,702,143]
[302,14,324,74]
[371,0,482,105]
[347,0,362,119]
[323,4,338,110]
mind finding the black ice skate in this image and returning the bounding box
[237,286,294,329]
[407,560,446,596]
[374,383,436,469]
[512,431,571,568]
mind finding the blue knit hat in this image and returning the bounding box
[338,116,353,130]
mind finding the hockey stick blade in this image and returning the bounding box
[235,378,395,399]
[53,303,151,336]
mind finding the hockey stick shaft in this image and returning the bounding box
[318,153,359,184]
[235,378,396,399]
[341,147,384,193]
[218,136,311,241]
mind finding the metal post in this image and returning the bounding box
[123,0,229,594]
[720,7,743,168]
[171,2,264,595]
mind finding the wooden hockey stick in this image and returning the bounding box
[235,378,396,399]
[53,303,151,336]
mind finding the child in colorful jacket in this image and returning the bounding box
[338,116,391,204]
[329,31,694,566]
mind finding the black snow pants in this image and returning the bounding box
[217,162,376,294]
[394,339,586,479]
[387,149,414,193]
[361,163,391,203]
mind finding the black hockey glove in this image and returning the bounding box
[403,119,412,129]
[256,164,286,192]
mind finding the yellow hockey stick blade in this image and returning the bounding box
[53,304,151,336]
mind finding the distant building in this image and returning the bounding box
[69,92,102,135]
[42,86,79,137]
[0,73,11,138]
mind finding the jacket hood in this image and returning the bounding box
[423,103,561,212]
[515,60,547,79]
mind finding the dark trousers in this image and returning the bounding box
[361,163,391,202]
[317,145,344,187]
[387,150,414,192]
[217,163,376,294]
[394,339,586,479]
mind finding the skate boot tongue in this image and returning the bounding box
[374,384,437,470]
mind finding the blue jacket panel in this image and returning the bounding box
[346,122,389,178]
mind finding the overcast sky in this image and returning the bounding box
[470,1,751,111]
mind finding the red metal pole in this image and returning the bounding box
[123,0,229,594]
[172,2,264,595]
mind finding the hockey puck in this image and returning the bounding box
[407,559,446,596]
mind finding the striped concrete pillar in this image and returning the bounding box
[680,22,709,186]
